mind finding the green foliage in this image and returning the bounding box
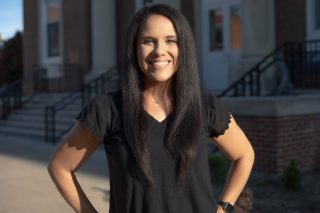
[0,31,23,86]
[208,152,230,183]
[281,160,302,190]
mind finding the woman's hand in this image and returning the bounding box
[216,205,227,213]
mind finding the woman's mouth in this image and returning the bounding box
[148,60,170,69]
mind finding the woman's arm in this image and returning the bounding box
[47,121,101,213]
[210,115,255,212]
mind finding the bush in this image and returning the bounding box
[281,160,302,190]
[0,31,23,86]
[234,187,254,212]
[208,152,229,183]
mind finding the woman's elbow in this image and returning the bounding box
[237,144,255,166]
[47,157,59,178]
[246,145,255,166]
[47,155,68,179]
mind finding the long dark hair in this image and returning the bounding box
[121,4,202,185]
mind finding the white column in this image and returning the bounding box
[88,0,116,82]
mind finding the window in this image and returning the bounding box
[315,0,320,30]
[144,0,152,5]
[230,5,242,50]
[209,9,223,51]
[46,0,61,57]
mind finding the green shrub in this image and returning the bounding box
[281,160,302,190]
[0,31,22,86]
[208,152,229,183]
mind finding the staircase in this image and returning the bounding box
[0,93,79,138]
[218,39,320,97]
[0,66,119,142]
[44,67,119,143]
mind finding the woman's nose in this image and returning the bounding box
[154,42,166,56]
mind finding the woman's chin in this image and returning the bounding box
[145,75,175,85]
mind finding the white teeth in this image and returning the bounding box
[152,61,169,66]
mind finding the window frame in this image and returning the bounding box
[46,0,62,58]
[307,0,320,40]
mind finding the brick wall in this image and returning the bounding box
[62,0,91,69]
[235,114,320,175]
[23,0,39,94]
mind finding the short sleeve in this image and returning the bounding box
[202,93,232,137]
[76,95,110,143]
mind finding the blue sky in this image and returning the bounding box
[0,0,23,40]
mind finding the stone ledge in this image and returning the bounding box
[221,94,320,116]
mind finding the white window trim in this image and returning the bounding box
[38,0,63,65]
[306,0,320,40]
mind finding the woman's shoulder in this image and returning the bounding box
[200,92,231,137]
[107,89,121,98]
[80,90,122,118]
[200,92,219,108]
[93,90,121,106]
[106,89,121,104]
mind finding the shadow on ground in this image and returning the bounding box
[0,133,109,178]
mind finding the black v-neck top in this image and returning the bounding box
[77,90,231,213]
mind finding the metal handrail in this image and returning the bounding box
[0,70,40,120]
[0,63,88,120]
[218,43,286,97]
[45,66,119,143]
[218,39,320,97]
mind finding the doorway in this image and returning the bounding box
[200,0,242,92]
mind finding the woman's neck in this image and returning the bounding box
[142,78,174,116]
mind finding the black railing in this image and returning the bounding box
[0,68,43,120]
[284,40,320,88]
[0,64,87,120]
[45,66,119,143]
[0,79,23,120]
[218,40,320,97]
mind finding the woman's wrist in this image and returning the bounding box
[217,200,234,213]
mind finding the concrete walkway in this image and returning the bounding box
[0,133,110,213]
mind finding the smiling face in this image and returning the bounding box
[137,14,179,85]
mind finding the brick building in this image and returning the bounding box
[23,0,320,92]
[21,0,320,175]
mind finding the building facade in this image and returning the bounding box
[23,0,320,92]
[20,0,320,175]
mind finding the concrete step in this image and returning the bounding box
[0,93,77,138]
[8,113,78,123]
[0,82,119,139]
[12,104,81,116]
[0,125,45,137]
[0,119,71,131]
[0,125,73,138]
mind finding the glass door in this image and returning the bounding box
[201,0,242,91]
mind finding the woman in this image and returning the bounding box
[48,4,254,213]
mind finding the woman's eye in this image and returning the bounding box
[166,39,177,44]
[143,40,155,45]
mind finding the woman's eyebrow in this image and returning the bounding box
[140,36,154,39]
[140,35,177,39]
[166,35,177,39]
